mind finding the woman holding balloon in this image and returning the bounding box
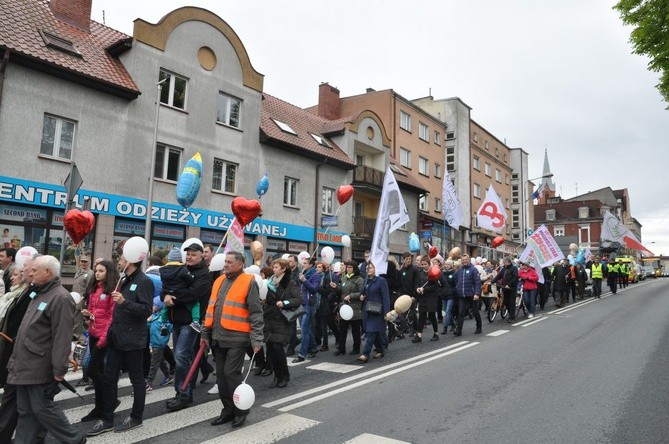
[358,262,391,362]
[334,261,364,356]
[292,258,324,363]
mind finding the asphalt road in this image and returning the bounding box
[48,278,669,443]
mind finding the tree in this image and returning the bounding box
[614,0,669,107]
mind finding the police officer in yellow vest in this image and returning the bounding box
[618,261,629,288]
[607,259,620,294]
[590,256,604,298]
[202,251,263,429]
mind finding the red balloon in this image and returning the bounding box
[231,197,262,226]
[336,185,354,205]
[492,236,505,248]
[64,209,95,244]
[428,245,438,259]
[427,265,441,282]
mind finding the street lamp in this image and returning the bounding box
[145,79,168,253]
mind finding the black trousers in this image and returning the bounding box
[0,384,47,443]
[15,383,81,444]
[212,344,247,417]
[338,319,362,352]
[502,288,516,320]
[608,274,618,294]
[102,346,145,422]
[266,341,289,382]
[417,310,438,335]
[88,335,108,413]
[455,298,481,332]
[592,278,602,296]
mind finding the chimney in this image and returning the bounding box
[50,0,92,31]
[318,82,340,120]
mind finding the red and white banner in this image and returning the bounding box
[523,224,565,268]
[601,211,654,256]
[476,185,507,233]
[223,217,244,254]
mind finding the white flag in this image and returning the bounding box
[518,245,545,284]
[525,224,565,267]
[370,167,410,275]
[442,171,464,229]
[223,218,244,254]
[476,185,508,233]
[601,211,654,255]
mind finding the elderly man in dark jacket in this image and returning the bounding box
[492,257,519,323]
[453,254,482,336]
[87,253,154,436]
[7,255,85,444]
[552,259,570,307]
[162,243,213,412]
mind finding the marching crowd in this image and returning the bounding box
[0,244,629,443]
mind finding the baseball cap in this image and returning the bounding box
[183,243,204,253]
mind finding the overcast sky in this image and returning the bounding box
[93,0,669,256]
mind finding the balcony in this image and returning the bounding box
[352,166,384,193]
[352,216,376,238]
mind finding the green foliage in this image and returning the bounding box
[614,0,669,106]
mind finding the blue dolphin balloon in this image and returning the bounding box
[256,173,269,197]
[176,152,202,208]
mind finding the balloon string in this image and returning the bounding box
[114,263,129,293]
[243,351,256,384]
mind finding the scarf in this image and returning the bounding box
[0,283,27,320]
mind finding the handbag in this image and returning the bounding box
[280,305,305,323]
[482,282,491,295]
[365,300,383,315]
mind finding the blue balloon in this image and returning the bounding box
[176,152,202,208]
[576,249,585,264]
[409,233,420,253]
[256,173,269,197]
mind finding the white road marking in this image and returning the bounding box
[553,298,598,313]
[306,362,363,373]
[486,330,510,337]
[287,358,312,367]
[522,317,548,327]
[262,341,470,409]
[344,433,410,443]
[200,413,320,444]
[278,342,479,412]
[56,376,133,401]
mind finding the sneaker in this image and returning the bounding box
[160,376,174,387]
[208,384,219,394]
[528,314,535,319]
[145,383,153,393]
[115,416,142,433]
[190,321,201,333]
[430,333,439,341]
[75,379,90,387]
[412,335,422,343]
[166,396,193,412]
[87,420,114,437]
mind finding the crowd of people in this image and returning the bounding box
[0,244,627,443]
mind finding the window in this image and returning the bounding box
[356,155,364,166]
[512,173,519,180]
[579,225,590,244]
[579,207,589,219]
[446,132,455,140]
[310,133,330,147]
[503,153,508,162]
[554,226,565,237]
[434,132,441,145]
[484,162,492,176]
[419,195,428,211]
[505,174,509,185]
[353,201,364,218]
[283,177,298,207]
[41,31,80,57]
[434,163,442,179]
[272,119,297,135]
[495,169,502,183]
[447,147,455,171]
[212,158,237,193]
[546,209,556,221]
[473,132,479,142]
[495,148,500,157]
[435,197,442,212]
[154,144,181,181]
[400,148,411,168]
[40,115,75,160]
[419,123,429,141]
[473,156,480,171]
[159,69,187,110]
[322,187,334,215]
[400,111,411,131]
[217,92,241,128]
[485,141,489,150]
[419,156,429,176]
[474,183,481,198]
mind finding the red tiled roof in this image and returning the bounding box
[260,93,356,169]
[534,199,605,221]
[0,0,139,98]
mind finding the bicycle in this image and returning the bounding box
[515,288,528,317]
[487,290,508,322]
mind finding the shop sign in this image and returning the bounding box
[267,239,287,251]
[0,203,47,223]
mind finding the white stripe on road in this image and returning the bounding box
[200,413,320,444]
[56,377,133,401]
[343,433,410,444]
[486,330,510,337]
[512,316,541,326]
[278,342,479,412]
[306,362,363,374]
[521,317,548,327]
[262,341,470,409]
[553,298,598,314]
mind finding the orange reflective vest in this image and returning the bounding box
[205,273,255,333]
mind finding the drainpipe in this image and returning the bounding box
[418,193,426,255]
[0,50,10,118]
[313,159,329,248]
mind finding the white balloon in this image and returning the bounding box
[339,304,353,321]
[15,246,38,267]
[245,265,260,275]
[258,278,268,300]
[70,292,81,304]
[341,235,351,248]
[181,237,204,261]
[209,254,226,272]
[298,251,310,262]
[332,262,341,273]
[123,236,149,263]
[321,246,335,265]
[281,253,290,260]
[233,383,255,410]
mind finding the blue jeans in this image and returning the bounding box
[362,331,385,357]
[299,304,318,358]
[523,289,537,315]
[172,323,198,398]
[442,299,455,330]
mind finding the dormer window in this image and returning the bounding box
[546,209,556,221]
[579,207,589,219]
[40,30,81,57]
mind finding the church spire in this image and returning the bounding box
[542,148,556,191]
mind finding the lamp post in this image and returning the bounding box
[145,79,168,252]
